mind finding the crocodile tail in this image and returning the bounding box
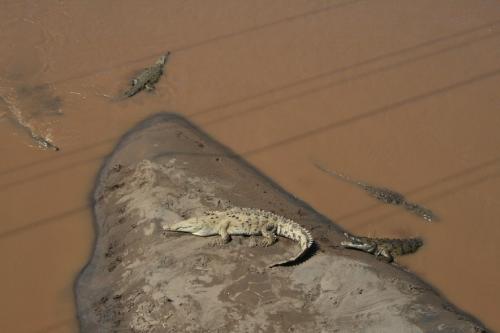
[270,219,314,267]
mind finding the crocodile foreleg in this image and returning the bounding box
[211,220,231,246]
[374,245,394,262]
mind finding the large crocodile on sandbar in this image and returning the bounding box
[164,207,314,267]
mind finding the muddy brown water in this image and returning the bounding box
[1,1,499,332]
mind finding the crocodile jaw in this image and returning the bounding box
[164,219,217,237]
[156,52,170,65]
[340,240,376,253]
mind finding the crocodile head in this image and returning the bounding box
[163,218,216,236]
[340,232,377,252]
[156,52,171,65]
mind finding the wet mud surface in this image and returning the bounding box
[76,114,488,332]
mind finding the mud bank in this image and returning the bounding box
[76,114,488,332]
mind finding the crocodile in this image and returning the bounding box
[340,232,423,262]
[124,52,171,97]
[313,162,435,222]
[30,132,59,151]
[163,207,314,267]
[1,95,59,151]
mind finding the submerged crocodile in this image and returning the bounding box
[124,52,171,97]
[341,232,423,262]
[313,162,435,222]
[163,207,314,267]
[30,132,59,151]
[0,95,59,151]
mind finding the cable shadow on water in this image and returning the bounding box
[0,155,105,191]
[191,20,500,121]
[2,66,499,193]
[243,67,500,156]
[0,136,116,178]
[0,204,89,240]
[0,26,498,247]
[47,0,366,86]
[200,31,500,126]
[2,19,499,178]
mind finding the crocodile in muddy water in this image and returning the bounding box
[313,161,436,222]
[0,93,60,151]
[123,52,171,98]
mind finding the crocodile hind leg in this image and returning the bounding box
[210,221,231,246]
[259,222,278,247]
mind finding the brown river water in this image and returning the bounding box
[1,1,500,332]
